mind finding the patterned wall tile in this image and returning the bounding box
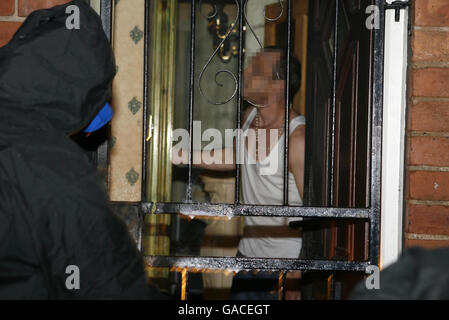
[130,26,144,44]
[128,97,142,115]
[109,0,145,202]
[126,168,139,186]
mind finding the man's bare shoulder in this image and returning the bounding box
[291,122,305,138]
[290,116,305,142]
[288,123,305,172]
[289,121,306,154]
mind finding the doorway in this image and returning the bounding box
[101,0,386,300]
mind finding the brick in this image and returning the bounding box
[405,167,411,198]
[406,204,449,235]
[409,136,449,166]
[412,68,449,97]
[18,0,70,17]
[415,0,449,27]
[0,22,22,47]
[0,0,15,16]
[405,239,449,249]
[410,101,449,132]
[412,30,449,62]
[409,171,449,201]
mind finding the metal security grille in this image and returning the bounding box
[98,0,395,299]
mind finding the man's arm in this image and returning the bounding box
[284,124,306,299]
[172,107,255,172]
[288,124,306,199]
[173,147,235,171]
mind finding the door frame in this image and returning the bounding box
[98,0,383,270]
[380,0,410,269]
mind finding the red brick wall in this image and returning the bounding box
[18,0,71,16]
[0,0,71,47]
[406,0,449,248]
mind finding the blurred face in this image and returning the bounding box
[243,51,283,107]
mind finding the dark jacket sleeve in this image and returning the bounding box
[349,247,449,300]
[12,139,167,299]
[37,188,155,299]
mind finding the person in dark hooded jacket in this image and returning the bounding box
[0,0,163,299]
[349,247,449,300]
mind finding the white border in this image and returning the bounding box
[380,1,409,269]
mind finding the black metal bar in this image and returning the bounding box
[100,0,112,41]
[96,0,113,181]
[368,0,386,267]
[186,0,197,202]
[280,271,286,300]
[329,272,336,300]
[143,202,371,219]
[182,269,189,300]
[234,0,244,205]
[145,256,369,272]
[137,0,151,252]
[96,141,109,169]
[141,0,150,203]
[282,0,292,206]
[329,0,339,206]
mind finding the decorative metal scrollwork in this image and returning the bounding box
[198,0,284,106]
[264,0,284,22]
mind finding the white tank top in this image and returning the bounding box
[238,107,305,258]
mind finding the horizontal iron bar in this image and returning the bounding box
[145,256,370,272]
[141,202,371,219]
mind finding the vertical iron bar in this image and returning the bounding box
[283,0,292,206]
[94,0,112,188]
[186,0,197,202]
[329,0,339,206]
[278,271,286,300]
[141,0,150,203]
[138,0,151,252]
[100,0,112,41]
[235,0,244,205]
[181,269,189,300]
[97,0,113,177]
[330,271,336,300]
[369,0,385,267]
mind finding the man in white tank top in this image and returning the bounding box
[175,47,305,299]
[234,47,305,300]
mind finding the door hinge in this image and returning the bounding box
[385,1,411,22]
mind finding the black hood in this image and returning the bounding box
[0,0,116,140]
